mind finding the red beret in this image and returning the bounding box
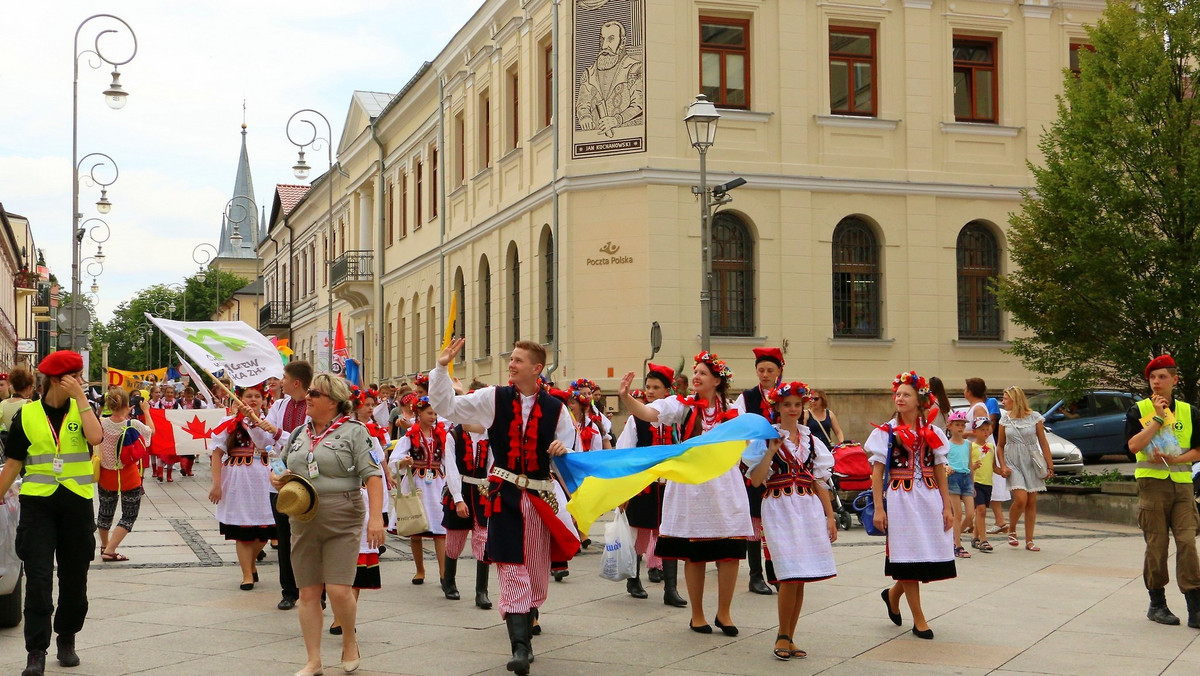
[647,363,675,382]
[753,347,785,367]
[38,350,84,377]
[1146,354,1177,378]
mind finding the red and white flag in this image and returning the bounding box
[148,408,229,458]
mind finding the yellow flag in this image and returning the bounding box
[441,291,458,378]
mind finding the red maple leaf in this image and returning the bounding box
[181,415,214,440]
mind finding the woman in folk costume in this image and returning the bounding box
[868,371,956,640]
[387,396,454,586]
[733,347,785,596]
[747,382,837,661]
[547,388,582,583]
[442,419,495,608]
[614,363,688,606]
[208,383,279,590]
[618,351,752,637]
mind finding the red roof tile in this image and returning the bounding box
[276,184,311,217]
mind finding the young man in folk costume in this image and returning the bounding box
[732,347,786,595]
[443,417,495,609]
[429,338,579,676]
[614,363,687,607]
[1126,354,1200,628]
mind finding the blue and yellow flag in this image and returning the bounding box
[556,414,780,536]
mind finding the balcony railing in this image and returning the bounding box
[331,250,374,288]
[259,301,290,328]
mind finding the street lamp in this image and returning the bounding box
[683,94,721,353]
[71,14,136,352]
[165,282,186,321]
[193,243,218,316]
[287,108,335,371]
[224,195,258,255]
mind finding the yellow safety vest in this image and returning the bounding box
[1135,397,1193,483]
[19,399,95,499]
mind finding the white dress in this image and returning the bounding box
[388,425,454,536]
[864,420,956,582]
[212,417,277,539]
[755,425,837,583]
[1001,411,1048,493]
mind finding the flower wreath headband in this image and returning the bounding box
[767,381,811,406]
[571,378,598,391]
[349,386,380,407]
[892,370,932,404]
[694,351,733,380]
[412,395,433,410]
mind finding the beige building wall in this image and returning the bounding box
[259,0,1105,436]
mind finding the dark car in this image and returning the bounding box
[1028,390,1143,461]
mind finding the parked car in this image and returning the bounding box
[1028,391,1142,461]
[0,473,21,629]
[948,398,1083,475]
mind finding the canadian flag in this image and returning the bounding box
[148,408,229,458]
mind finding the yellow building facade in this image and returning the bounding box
[259,0,1105,431]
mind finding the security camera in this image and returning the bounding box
[711,177,747,198]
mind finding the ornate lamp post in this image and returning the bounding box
[287,108,335,371]
[193,243,218,318]
[70,14,136,350]
[683,94,720,353]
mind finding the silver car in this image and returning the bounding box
[948,398,1083,475]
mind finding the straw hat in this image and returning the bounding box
[276,474,318,522]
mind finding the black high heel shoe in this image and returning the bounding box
[713,617,738,637]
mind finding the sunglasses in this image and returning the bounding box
[306,388,326,399]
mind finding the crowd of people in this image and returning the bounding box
[0,346,1198,676]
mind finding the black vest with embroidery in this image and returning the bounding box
[487,386,562,481]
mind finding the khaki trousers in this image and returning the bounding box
[1138,478,1200,592]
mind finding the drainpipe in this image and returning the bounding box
[545,0,562,379]
[438,74,447,360]
[371,117,386,383]
[285,218,295,346]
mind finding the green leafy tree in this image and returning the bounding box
[996,0,1200,401]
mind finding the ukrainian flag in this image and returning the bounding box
[555,414,780,536]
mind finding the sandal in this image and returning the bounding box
[789,642,807,659]
[978,541,994,553]
[773,634,792,661]
[1026,541,1040,552]
[987,523,1009,534]
[954,546,972,559]
[971,538,981,549]
[101,552,129,562]
[1008,533,1019,547]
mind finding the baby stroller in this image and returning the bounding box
[830,441,872,530]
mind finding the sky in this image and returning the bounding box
[1,0,483,324]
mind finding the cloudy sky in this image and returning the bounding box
[1,0,482,323]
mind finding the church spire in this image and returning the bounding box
[218,115,259,258]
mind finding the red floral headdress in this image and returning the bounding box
[570,378,597,391]
[349,386,379,408]
[693,351,733,380]
[414,373,430,389]
[766,381,811,405]
[892,370,932,407]
[412,395,433,411]
[569,390,592,410]
[629,389,647,403]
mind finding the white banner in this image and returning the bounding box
[146,314,283,386]
[316,330,331,372]
[176,352,217,406]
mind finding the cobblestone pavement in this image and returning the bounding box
[1,464,1196,675]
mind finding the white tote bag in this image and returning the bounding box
[599,509,637,582]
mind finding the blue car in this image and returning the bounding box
[1029,391,1143,461]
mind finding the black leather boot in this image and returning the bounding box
[1148,588,1181,625]
[1185,589,1200,629]
[662,560,687,607]
[747,541,773,595]
[648,565,663,583]
[56,634,80,667]
[475,561,493,609]
[441,556,460,600]
[530,606,541,635]
[505,612,532,675]
[22,651,46,676]
[627,555,648,599]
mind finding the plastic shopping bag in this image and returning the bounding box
[0,482,20,581]
[599,509,637,582]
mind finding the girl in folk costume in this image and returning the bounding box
[868,371,956,640]
[614,363,687,607]
[572,378,613,440]
[548,388,582,583]
[618,352,753,637]
[748,382,837,661]
[208,384,279,590]
[568,390,609,451]
[733,346,785,596]
[442,421,495,608]
[387,396,454,586]
[352,388,392,528]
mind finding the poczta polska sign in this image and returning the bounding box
[586,242,634,267]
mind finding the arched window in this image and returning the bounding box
[396,299,406,377]
[832,217,882,338]
[426,286,437,367]
[479,255,492,358]
[539,227,555,344]
[454,268,466,367]
[506,243,521,346]
[711,213,754,336]
[957,221,1002,340]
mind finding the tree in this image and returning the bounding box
[996,0,1200,401]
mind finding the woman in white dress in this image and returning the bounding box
[208,384,278,590]
[387,396,454,586]
[996,386,1055,551]
[868,371,955,640]
[748,381,837,661]
[618,351,752,637]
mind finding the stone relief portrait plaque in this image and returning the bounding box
[572,0,647,159]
